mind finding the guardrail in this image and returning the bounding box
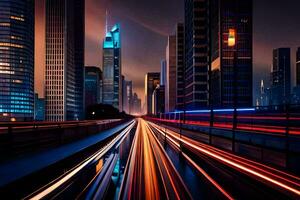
[0,119,129,160]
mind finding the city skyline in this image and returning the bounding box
[35,0,300,106]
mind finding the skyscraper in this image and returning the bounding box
[211,0,253,108]
[0,1,34,121]
[297,47,300,86]
[145,73,160,115]
[184,0,209,109]
[165,35,176,112]
[85,66,102,110]
[122,79,133,114]
[270,48,291,105]
[34,94,45,121]
[160,60,167,86]
[175,23,185,110]
[132,93,141,115]
[102,24,122,111]
[45,0,85,121]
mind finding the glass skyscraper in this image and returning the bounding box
[0,0,34,121]
[85,66,102,110]
[102,24,122,111]
[211,0,253,108]
[45,0,85,121]
[145,72,160,115]
[270,48,291,105]
[184,0,209,110]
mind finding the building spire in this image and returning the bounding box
[105,10,108,34]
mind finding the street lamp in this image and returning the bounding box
[228,28,237,152]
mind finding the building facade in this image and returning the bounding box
[175,23,185,110]
[184,0,209,110]
[165,35,176,113]
[122,79,133,114]
[85,66,102,110]
[0,0,34,121]
[211,0,253,108]
[132,93,141,115]
[34,94,45,121]
[270,48,291,105]
[145,73,160,115]
[45,0,85,121]
[102,24,122,111]
[160,59,167,86]
[152,85,165,116]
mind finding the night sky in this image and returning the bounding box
[35,0,300,105]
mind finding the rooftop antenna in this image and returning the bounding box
[105,10,108,34]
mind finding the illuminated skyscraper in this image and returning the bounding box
[0,0,34,121]
[122,79,133,114]
[184,0,209,109]
[175,23,185,110]
[102,24,122,111]
[45,0,85,121]
[145,73,160,115]
[211,0,253,108]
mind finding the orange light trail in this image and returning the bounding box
[148,121,300,197]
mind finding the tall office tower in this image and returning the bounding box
[122,80,133,114]
[297,48,300,86]
[85,66,102,110]
[132,93,141,115]
[175,23,185,110]
[184,0,209,109]
[0,1,34,122]
[45,0,85,121]
[102,24,122,111]
[165,35,176,113]
[160,60,167,86]
[145,73,160,115]
[34,94,45,121]
[211,0,253,108]
[270,48,291,105]
[152,85,165,116]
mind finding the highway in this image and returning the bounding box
[147,120,300,199]
[1,118,300,199]
[119,119,192,200]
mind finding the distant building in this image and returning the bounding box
[211,0,253,108]
[152,85,165,116]
[122,80,133,114]
[85,66,102,110]
[175,23,185,110]
[270,48,291,105]
[0,1,34,121]
[45,0,85,121]
[102,24,122,111]
[184,0,209,109]
[34,94,45,121]
[132,93,142,115]
[165,35,177,113]
[145,73,160,115]
[160,60,167,86]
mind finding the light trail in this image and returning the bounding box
[28,120,136,200]
[147,117,300,135]
[147,122,234,200]
[119,119,192,200]
[148,121,300,197]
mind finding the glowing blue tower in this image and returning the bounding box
[102,24,122,110]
